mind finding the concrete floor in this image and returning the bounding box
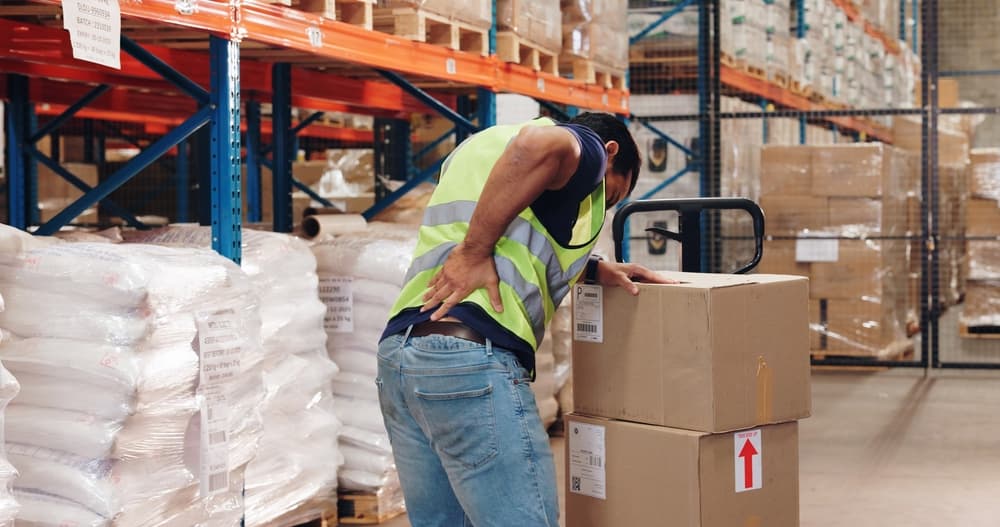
[380,369,1000,526]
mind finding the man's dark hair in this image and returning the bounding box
[568,112,641,195]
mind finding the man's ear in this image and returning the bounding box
[605,141,619,158]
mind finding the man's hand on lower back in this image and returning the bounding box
[421,242,505,321]
[595,260,677,295]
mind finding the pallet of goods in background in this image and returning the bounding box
[756,144,920,361]
[962,148,1000,339]
[495,0,562,74]
[373,0,491,55]
[258,0,376,29]
[560,0,628,89]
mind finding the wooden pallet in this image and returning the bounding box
[373,7,488,56]
[743,62,767,81]
[789,78,812,98]
[720,51,737,68]
[562,58,627,90]
[496,31,558,75]
[770,71,790,89]
[338,491,405,525]
[293,511,339,527]
[960,324,1000,339]
[811,339,915,362]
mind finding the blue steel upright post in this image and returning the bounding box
[477,0,497,129]
[5,75,31,229]
[177,140,190,223]
[272,63,293,232]
[245,100,263,223]
[209,36,242,263]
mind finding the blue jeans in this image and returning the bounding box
[376,330,558,527]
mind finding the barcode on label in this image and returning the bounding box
[577,323,597,333]
[209,472,228,493]
[209,431,227,445]
[589,455,603,468]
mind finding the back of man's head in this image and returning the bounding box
[568,112,641,195]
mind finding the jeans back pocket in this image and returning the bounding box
[413,384,499,469]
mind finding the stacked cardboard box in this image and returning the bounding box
[561,0,628,71]
[379,0,491,28]
[496,0,561,53]
[756,144,916,358]
[567,274,810,526]
[963,149,1000,331]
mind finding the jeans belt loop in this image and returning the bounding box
[485,337,493,357]
[402,324,414,346]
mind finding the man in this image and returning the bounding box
[376,113,669,526]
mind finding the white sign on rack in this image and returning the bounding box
[62,0,122,70]
[795,238,839,262]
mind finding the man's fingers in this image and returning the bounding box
[619,271,640,295]
[629,265,676,284]
[429,291,463,321]
[422,284,453,311]
[486,281,504,313]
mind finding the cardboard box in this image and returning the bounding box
[572,272,811,432]
[967,240,1000,281]
[967,198,1000,236]
[970,148,1000,200]
[809,239,906,300]
[565,415,799,527]
[962,280,1000,327]
[893,116,970,166]
[915,77,960,108]
[760,146,811,196]
[37,162,99,224]
[812,298,902,354]
[759,195,830,235]
[810,144,887,197]
[828,196,907,236]
[757,240,810,277]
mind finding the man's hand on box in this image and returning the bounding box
[596,261,677,295]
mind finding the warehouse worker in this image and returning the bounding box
[377,112,668,526]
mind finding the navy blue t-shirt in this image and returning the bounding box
[381,123,608,374]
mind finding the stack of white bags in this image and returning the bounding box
[311,224,415,511]
[124,227,341,526]
[0,237,265,526]
[0,226,26,526]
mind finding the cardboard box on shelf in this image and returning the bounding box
[37,162,99,223]
[759,196,830,235]
[572,272,811,433]
[967,198,1000,236]
[760,146,812,197]
[915,78,960,108]
[565,415,799,527]
[967,240,1000,281]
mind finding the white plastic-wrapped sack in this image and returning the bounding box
[0,242,264,526]
[125,227,341,526]
[313,226,416,499]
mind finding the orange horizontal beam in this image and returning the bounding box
[27,0,236,35]
[720,65,892,143]
[0,17,448,114]
[252,120,375,143]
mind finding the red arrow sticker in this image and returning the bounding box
[734,429,763,492]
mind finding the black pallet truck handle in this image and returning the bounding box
[611,197,766,274]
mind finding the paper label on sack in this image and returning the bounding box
[62,0,122,69]
[568,422,606,499]
[573,284,603,343]
[196,308,243,497]
[795,238,839,262]
[319,276,354,333]
[734,429,763,493]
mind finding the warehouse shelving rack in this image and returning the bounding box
[2,0,630,259]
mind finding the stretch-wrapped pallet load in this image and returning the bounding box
[561,0,628,72]
[312,224,419,517]
[122,227,341,527]
[0,241,265,526]
[963,150,1000,333]
[497,0,561,52]
[757,144,917,358]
